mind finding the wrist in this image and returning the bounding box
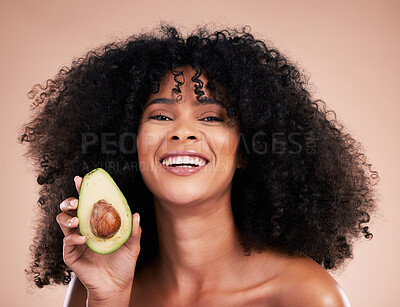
[86,283,132,307]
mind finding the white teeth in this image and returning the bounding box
[161,155,207,167]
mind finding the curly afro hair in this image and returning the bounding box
[20,24,379,288]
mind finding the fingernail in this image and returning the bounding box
[67,218,74,226]
[69,199,76,208]
[137,213,140,225]
[79,236,86,241]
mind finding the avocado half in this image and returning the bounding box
[77,168,132,254]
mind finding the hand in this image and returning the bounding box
[56,176,141,302]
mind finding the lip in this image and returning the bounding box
[159,150,210,177]
[160,164,207,176]
[159,150,210,163]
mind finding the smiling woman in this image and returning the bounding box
[20,24,378,306]
[138,67,242,205]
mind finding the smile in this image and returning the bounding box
[159,154,210,176]
[161,156,208,167]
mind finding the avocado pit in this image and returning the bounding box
[90,199,121,239]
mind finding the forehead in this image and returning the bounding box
[158,66,207,87]
[144,66,228,109]
[143,97,227,110]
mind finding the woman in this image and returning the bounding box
[21,25,378,306]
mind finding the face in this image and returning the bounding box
[137,67,241,206]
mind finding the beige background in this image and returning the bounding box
[1,0,399,306]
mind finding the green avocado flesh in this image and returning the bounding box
[77,168,132,254]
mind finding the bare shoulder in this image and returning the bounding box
[269,255,351,307]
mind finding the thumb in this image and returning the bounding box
[123,213,141,259]
[74,176,83,194]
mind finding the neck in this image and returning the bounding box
[152,192,245,295]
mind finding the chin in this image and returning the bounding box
[155,185,207,206]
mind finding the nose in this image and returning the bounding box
[171,135,197,141]
[169,120,200,142]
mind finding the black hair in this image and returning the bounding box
[19,24,379,288]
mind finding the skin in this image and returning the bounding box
[58,67,351,306]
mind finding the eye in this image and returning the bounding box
[201,116,224,122]
[148,114,172,121]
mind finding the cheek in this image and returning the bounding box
[213,131,240,159]
[228,132,240,155]
[137,127,163,161]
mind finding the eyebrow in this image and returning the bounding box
[143,98,227,110]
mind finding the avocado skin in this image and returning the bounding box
[77,168,132,254]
